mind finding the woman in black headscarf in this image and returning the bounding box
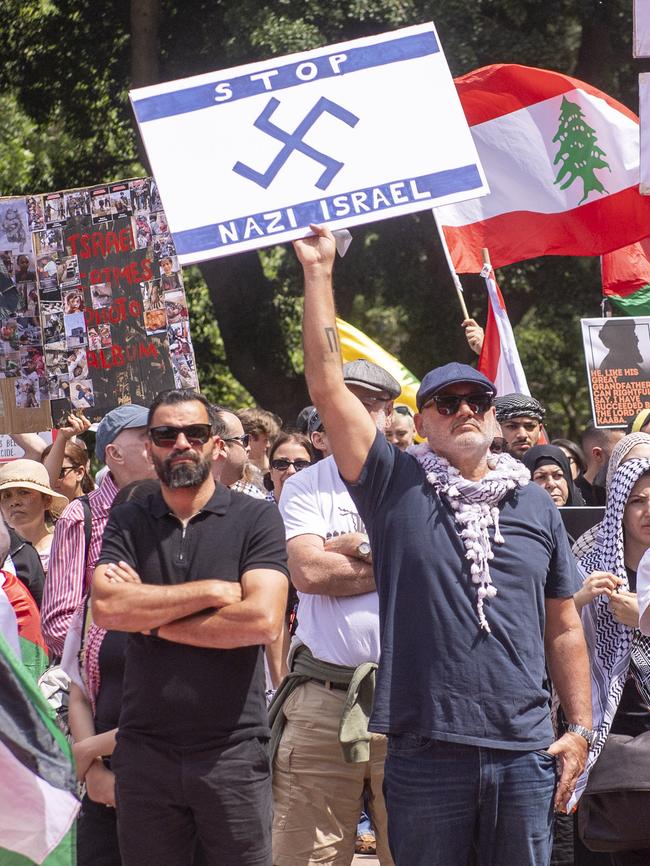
[522,444,586,508]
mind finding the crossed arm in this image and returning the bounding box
[287,532,375,596]
[91,562,288,649]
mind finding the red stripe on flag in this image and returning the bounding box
[456,64,639,126]
[443,187,650,273]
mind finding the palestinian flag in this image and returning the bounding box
[601,237,650,315]
[436,64,650,272]
[1,569,48,681]
[0,632,79,865]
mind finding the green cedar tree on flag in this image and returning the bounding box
[601,237,650,316]
[437,64,650,272]
[0,632,79,866]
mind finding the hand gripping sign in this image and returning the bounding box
[130,23,488,264]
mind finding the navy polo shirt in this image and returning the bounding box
[97,483,289,749]
[345,432,579,750]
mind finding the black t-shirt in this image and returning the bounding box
[97,484,289,749]
[94,630,128,736]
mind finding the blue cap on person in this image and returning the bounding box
[95,404,149,464]
[416,363,496,411]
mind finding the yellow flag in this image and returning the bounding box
[335,317,420,416]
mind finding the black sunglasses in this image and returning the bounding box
[223,433,250,449]
[149,424,213,448]
[58,465,79,479]
[423,392,494,416]
[271,458,312,472]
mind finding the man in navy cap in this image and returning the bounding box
[41,403,154,656]
[292,225,593,866]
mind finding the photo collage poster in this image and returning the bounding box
[0,178,198,428]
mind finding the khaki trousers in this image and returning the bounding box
[272,680,394,866]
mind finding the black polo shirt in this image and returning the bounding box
[96,483,289,750]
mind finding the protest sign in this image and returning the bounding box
[635,0,650,57]
[130,22,488,264]
[0,433,51,462]
[581,316,650,427]
[0,179,198,432]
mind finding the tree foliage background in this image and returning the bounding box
[0,0,643,436]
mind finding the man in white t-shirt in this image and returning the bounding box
[273,359,399,866]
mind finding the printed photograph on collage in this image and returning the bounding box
[64,311,87,349]
[26,196,45,233]
[70,378,94,409]
[0,199,30,254]
[60,255,81,289]
[130,179,150,214]
[15,377,40,409]
[158,255,182,291]
[90,186,113,224]
[64,190,91,220]
[141,280,163,312]
[34,227,65,257]
[62,288,84,315]
[164,290,188,326]
[111,183,132,219]
[43,193,66,228]
[88,281,112,309]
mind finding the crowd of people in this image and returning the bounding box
[3,227,650,866]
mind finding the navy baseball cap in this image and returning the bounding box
[95,404,149,463]
[416,363,496,411]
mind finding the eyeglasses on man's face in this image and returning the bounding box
[223,433,250,449]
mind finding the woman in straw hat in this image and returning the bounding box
[0,458,68,575]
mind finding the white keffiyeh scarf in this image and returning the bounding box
[411,443,529,632]
[570,456,650,809]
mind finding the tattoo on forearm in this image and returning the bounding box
[324,327,339,353]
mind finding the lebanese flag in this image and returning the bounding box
[601,237,650,315]
[437,64,650,272]
[478,265,530,397]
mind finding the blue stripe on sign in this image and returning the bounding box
[133,31,439,123]
[173,164,481,256]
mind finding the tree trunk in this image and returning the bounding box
[200,254,310,422]
[130,0,160,170]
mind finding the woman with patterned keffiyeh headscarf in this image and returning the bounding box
[570,457,650,864]
[572,433,650,560]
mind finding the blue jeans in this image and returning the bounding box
[384,735,556,866]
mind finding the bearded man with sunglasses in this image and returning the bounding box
[293,225,593,866]
[91,389,289,866]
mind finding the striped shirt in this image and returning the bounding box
[41,473,118,657]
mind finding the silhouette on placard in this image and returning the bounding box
[598,319,644,373]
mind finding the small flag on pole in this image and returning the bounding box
[478,265,531,397]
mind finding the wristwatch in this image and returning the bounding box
[566,724,596,747]
[356,539,372,562]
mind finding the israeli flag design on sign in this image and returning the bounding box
[130,22,489,264]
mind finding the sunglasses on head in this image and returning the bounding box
[422,392,494,416]
[271,458,312,472]
[148,424,213,448]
